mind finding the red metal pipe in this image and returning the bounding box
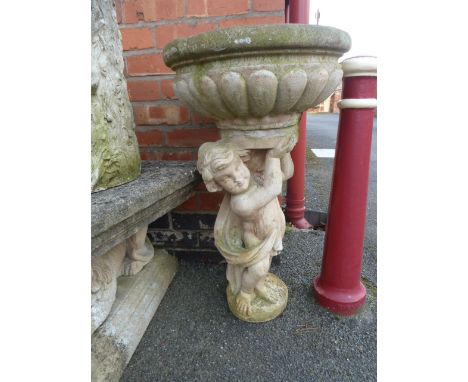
[288,0,309,23]
[286,0,312,229]
[313,56,377,316]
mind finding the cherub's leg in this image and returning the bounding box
[254,252,275,302]
[227,264,243,295]
[236,256,270,316]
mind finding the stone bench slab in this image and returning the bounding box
[92,161,201,257]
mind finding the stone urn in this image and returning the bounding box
[163,24,350,322]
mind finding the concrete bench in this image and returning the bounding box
[92,161,201,257]
[91,161,201,381]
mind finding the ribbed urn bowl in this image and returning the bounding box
[163,24,351,148]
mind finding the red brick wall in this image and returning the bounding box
[116,0,284,162]
[115,0,285,215]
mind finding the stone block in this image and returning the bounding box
[91,161,200,257]
[92,250,178,382]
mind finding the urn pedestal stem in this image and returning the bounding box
[313,56,377,316]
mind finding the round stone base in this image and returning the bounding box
[227,273,288,323]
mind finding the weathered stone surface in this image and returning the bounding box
[164,25,350,323]
[92,250,178,382]
[163,25,350,120]
[91,161,197,378]
[91,241,126,335]
[274,68,308,113]
[91,0,140,192]
[170,59,344,125]
[92,161,201,257]
[163,24,351,68]
[197,141,294,322]
[247,69,278,117]
[92,226,155,335]
[226,273,288,323]
[163,25,351,151]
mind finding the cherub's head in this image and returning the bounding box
[197,142,250,195]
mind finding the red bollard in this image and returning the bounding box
[313,56,377,316]
[285,0,312,230]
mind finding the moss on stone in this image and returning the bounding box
[284,222,296,235]
[91,95,141,192]
[164,24,351,69]
[91,0,141,193]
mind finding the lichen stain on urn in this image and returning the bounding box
[188,77,220,118]
[274,69,308,114]
[175,80,211,117]
[247,70,278,117]
[313,68,344,107]
[91,0,140,192]
[218,72,250,117]
[291,67,329,112]
[199,75,234,119]
[163,25,351,69]
[170,65,347,124]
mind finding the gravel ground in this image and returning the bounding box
[121,231,376,382]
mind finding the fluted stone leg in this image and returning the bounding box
[91,225,154,334]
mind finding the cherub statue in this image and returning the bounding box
[197,137,295,320]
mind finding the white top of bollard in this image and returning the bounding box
[341,56,377,77]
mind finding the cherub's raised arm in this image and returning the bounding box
[263,151,283,195]
[280,153,294,181]
[231,152,283,217]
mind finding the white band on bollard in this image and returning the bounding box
[338,98,377,109]
[340,56,377,78]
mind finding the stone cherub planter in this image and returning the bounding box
[163,24,350,322]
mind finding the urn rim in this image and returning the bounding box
[163,24,351,69]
